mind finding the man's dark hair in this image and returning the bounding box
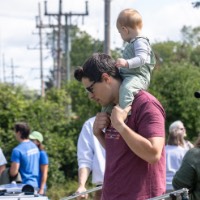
[74,53,122,82]
[14,122,30,139]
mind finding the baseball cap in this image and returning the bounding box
[29,131,43,143]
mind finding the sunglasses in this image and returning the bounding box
[86,81,97,93]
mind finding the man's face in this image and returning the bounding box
[82,77,114,107]
[14,131,21,141]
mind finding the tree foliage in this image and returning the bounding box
[181,26,200,46]
[149,64,200,140]
[45,26,121,89]
[1,24,200,199]
[0,81,101,199]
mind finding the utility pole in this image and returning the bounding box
[2,54,6,83]
[36,9,60,90]
[36,2,61,94]
[10,58,14,86]
[104,0,111,55]
[44,0,88,85]
[38,2,45,97]
[44,0,62,89]
[63,1,88,82]
[8,58,21,86]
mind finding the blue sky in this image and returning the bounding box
[0,0,199,92]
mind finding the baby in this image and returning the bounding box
[114,8,156,116]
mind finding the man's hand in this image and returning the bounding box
[38,188,45,195]
[93,112,110,148]
[110,105,130,133]
[93,112,110,137]
[115,58,128,68]
[76,186,88,200]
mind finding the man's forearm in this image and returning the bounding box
[0,165,6,175]
[9,162,19,177]
[78,167,90,187]
[116,122,164,164]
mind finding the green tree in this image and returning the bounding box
[152,41,192,67]
[70,26,104,68]
[149,63,200,140]
[181,25,200,47]
[190,46,200,67]
[45,26,121,90]
[65,80,100,125]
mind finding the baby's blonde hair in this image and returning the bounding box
[117,8,143,29]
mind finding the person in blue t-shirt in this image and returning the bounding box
[29,131,49,195]
[10,122,40,188]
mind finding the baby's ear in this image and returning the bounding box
[122,26,129,34]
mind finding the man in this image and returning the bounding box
[76,116,105,200]
[74,53,166,199]
[10,122,40,188]
[0,148,7,175]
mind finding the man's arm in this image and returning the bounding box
[38,164,48,195]
[76,118,95,199]
[111,105,164,164]
[9,162,20,177]
[0,165,6,175]
[76,167,90,200]
[0,148,7,175]
[127,38,151,68]
[116,124,164,164]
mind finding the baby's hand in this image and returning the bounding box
[115,58,128,68]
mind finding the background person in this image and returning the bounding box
[172,135,200,200]
[29,131,49,195]
[76,116,105,200]
[10,122,39,188]
[169,120,194,150]
[165,128,187,193]
[0,148,7,175]
[74,53,166,199]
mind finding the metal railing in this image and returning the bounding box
[147,188,189,200]
[60,185,102,200]
[60,186,189,200]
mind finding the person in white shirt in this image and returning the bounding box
[0,148,7,175]
[169,120,194,150]
[76,116,105,200]
[165,127,188,192]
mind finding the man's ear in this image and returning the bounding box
[101,73,111,83]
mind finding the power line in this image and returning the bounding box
[44,0,89,88]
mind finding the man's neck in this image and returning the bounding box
[20,139,30,143]
[112,79,121,105]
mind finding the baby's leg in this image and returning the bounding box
[101,104,114,114]
[119,76,148,115]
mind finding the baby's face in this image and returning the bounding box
[117,22,140,42]
[117,23,129,42]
